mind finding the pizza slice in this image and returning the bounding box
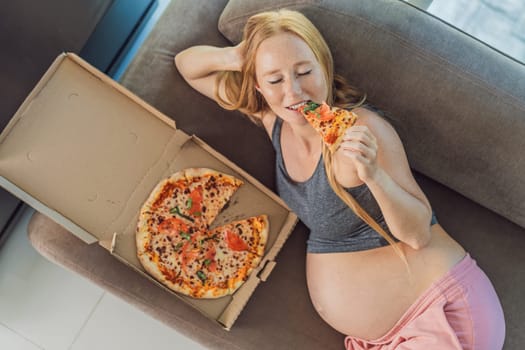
[299,101,358,152]
[199,215,268,297]
[141,233,214,298]
[150,215,269,299]
[141,168,243,233]
[209,215,268,257]
[184,168,244,228]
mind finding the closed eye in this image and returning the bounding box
[298,69,312,76]
[267,69,312,84]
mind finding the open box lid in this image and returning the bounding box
[0,53,182,246]
[0,53,298,329]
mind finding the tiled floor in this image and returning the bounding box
[0,206,206,350]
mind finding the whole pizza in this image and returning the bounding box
[136,168,269,299]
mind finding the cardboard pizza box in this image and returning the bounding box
[0,53,297,330]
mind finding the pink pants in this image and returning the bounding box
[345,254,505,350]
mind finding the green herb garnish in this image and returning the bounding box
[170,206,194,222]
[302,101,320,114]
[196,270,207,283]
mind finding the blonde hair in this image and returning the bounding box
[217,9,404,260]
[217,9,334,123]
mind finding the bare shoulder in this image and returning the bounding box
[352,107,410,164]
[352,106,399,142]
[351,106,408,169]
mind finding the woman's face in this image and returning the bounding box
[254,32,328,125]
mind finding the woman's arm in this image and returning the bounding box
[175,43,276,137]
[174,44,243,101]
[334,108,432,249]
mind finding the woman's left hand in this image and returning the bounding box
[336,125,380,183]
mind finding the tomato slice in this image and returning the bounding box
[316,103,334,121]
[205,243,216,260]
[204,244,217,272]
[185,249,200,260]
[188,187,203,215]
[226,230,249,251]
[325,133,338,144]
[157,218,189,236]
[180,241,200,271]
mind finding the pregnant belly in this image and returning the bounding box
[305,234,465,340]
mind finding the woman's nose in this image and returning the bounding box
[284,76,302,96]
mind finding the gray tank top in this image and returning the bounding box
[271,117,392,253]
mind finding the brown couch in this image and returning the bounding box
[27,0,525,349]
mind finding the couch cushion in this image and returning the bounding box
[218,0,525,230]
